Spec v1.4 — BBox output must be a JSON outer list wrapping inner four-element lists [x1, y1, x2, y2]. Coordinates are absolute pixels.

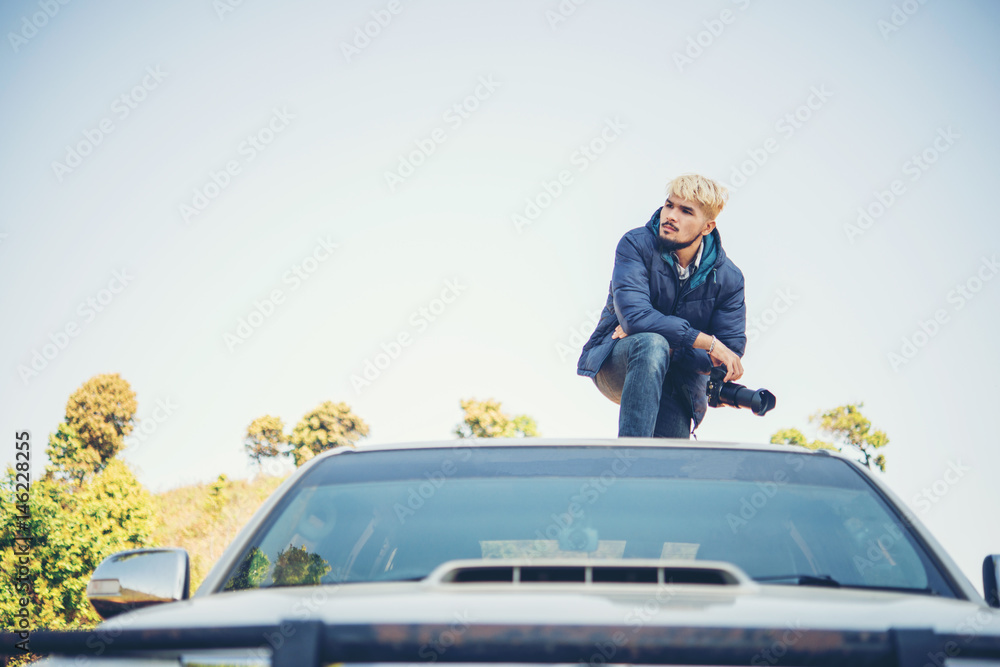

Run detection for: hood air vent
[[427, 559, 752, 587]]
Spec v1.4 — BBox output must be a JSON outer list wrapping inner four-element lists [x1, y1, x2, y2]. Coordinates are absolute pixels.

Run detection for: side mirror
[[87, 548, 190, 619], [984, 555, 1000, 608]]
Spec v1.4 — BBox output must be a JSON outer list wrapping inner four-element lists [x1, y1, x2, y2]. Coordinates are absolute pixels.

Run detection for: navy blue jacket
[[577, 208, 747, 428]]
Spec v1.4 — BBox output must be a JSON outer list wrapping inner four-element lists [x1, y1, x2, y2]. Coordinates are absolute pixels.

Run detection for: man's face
[[658, 194, 715, 251]]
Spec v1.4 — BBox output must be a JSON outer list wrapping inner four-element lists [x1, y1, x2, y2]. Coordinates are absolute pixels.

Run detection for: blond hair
[[666, 174, 729, 220]]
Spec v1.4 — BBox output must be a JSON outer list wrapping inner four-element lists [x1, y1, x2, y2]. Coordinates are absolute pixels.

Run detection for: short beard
[[657, 232, 700, 253]]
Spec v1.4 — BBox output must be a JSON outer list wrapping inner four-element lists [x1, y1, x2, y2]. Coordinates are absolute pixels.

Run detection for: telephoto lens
[[707, 366, 776, 416]]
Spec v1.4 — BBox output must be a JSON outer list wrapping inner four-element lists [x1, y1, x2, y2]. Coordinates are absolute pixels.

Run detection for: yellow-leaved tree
[[454, 398, 539, 439], [771, 403, 889, 472], [288, 401, 370, 466]]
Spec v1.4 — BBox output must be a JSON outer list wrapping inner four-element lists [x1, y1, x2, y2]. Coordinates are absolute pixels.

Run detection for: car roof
[[318, 437, 845, 460]]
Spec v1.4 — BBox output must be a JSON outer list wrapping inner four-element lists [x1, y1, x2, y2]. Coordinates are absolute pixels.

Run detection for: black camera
[[706, 365, 776, 416]]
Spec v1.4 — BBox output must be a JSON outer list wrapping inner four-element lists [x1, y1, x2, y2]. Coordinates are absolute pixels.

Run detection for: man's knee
[[624, 332, 671, 371]]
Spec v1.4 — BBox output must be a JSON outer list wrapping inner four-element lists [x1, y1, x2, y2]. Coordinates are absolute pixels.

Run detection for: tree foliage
[[203, 474, 231, 519], [45, 422, 99, 486], [769, 427, 836, 452], [813, 403, 889, 472], [771, 403, 889, 472], [288, 402, 369, 467], [244, 415, 287, 469], [47, 373, 138, 484], [223, 547, 271, 591], [1, 373, 153, 630], [63, 373, 137, 471], [272, 545, 331, 586], [454, 398, 540, 439], [0, 459, 154, 629]]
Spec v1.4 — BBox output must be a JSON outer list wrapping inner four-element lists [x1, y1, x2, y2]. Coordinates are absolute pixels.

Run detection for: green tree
[[244, 415, 287, 470], [771, 403, 889, 472], [223, 547, 271, 591], [0, 459, 154, 629], [45, 422, 99, 485], [288, 402, 369, 467], [203, 474, 230, 519], [48, 373, 138, 482], [271, 545, 331, 586], [2, 373, 154, 630], [454, 398, 539, 438]]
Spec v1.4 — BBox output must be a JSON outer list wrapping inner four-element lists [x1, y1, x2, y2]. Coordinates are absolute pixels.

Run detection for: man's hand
[[709, 339, 743, 382], [693, 331, 743, 382], [614, 326, 743, 380]]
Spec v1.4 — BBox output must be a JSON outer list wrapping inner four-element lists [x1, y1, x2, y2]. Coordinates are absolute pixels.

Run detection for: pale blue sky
[[2, 0, 999, 589]]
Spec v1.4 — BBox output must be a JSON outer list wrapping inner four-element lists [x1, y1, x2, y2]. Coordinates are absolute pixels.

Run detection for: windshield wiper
[[755, 575, 941, 596], [755, 574, 841, 587]]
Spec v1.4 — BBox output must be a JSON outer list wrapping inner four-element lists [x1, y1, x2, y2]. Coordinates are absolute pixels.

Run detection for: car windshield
[[219, 446, 956, 597]]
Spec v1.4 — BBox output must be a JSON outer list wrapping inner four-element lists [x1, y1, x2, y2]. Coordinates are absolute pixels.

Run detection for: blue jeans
[[594, 332, 693, 439]]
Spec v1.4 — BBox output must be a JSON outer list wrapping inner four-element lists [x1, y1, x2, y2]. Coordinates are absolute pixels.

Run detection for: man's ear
[[702, 219, 717, 236]]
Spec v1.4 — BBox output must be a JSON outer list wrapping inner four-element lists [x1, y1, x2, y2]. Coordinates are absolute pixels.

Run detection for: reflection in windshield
[[218, 447, 954, 598], [272, 545, 332, 586], [224, 547, 270, 591]]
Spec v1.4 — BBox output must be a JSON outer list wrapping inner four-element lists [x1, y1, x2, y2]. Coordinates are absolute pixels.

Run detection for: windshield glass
[[219, 446, 955, 596]]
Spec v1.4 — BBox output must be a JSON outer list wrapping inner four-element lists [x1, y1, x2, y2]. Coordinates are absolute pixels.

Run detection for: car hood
[[106, 582, 1000, 636]]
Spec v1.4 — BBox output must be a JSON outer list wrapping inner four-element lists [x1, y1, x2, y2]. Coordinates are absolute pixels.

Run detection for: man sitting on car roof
[[577, 173, 747, 438]]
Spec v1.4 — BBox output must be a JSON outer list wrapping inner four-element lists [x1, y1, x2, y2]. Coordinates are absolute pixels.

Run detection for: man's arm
[[611, 234, 699, 349], [674, 284, 746, 381], [707, 281, 747, 356]]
